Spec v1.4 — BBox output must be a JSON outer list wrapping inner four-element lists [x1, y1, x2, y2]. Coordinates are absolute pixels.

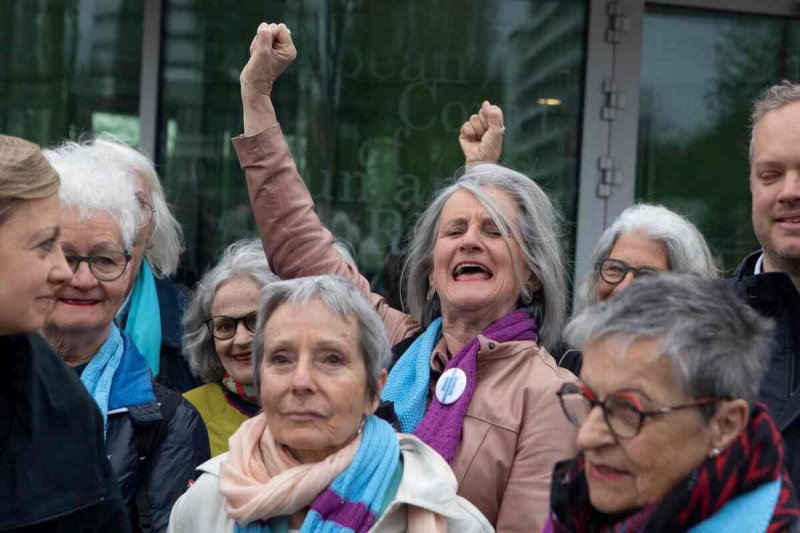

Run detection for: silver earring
[[708, 447, 720, 458], [426, 284, 436, 301], [521, 286, 533, 305]]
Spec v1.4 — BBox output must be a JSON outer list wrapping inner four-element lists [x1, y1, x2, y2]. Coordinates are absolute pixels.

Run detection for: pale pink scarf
[[219, 413, 360, 525], [218, 414, 447, 532]]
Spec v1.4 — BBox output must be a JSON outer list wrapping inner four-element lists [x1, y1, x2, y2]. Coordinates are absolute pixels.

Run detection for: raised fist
[[240, 22, 297, 97], [459, 101, 505, 168]]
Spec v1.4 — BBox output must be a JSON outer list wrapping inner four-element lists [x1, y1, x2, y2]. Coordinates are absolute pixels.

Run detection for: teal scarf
[[80, 323, 125, 438], [122, 260, 162, 377]]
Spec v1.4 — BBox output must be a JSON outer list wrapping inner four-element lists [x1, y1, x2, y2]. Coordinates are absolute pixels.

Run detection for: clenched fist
[[459, 101, 505, 169], [240, 22, 297, 97]]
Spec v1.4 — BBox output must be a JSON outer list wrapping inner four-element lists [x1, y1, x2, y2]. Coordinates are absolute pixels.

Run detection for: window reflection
[[0, 0, 143, 146], [637, 6, 800, 271], [159, 0, 588, 298]]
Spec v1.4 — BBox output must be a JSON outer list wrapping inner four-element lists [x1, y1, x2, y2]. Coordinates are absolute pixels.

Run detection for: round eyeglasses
[[138, 200, 156, 229], [597, 258, 659, 285], [556, 382, 717, 440], [205, 311, 259, 340], [64, 251, 131, 282]]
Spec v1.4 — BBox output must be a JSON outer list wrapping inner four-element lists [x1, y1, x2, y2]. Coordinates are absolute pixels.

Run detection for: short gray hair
[[750, 81, 800, 160], [183, 238, 278, 383], [401, 163, 566, 351], [565, 274, 774, 409], [576, 203, 720, 312], [45, 141, 141, 251], [92, 137, 184, 276], [253, 275, 392, 401]]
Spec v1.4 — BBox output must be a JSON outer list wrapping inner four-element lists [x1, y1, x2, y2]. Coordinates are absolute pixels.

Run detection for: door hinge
[[601, 79, 627, 121], [605, 1, 630, 44], [596, 156, 622, 198]]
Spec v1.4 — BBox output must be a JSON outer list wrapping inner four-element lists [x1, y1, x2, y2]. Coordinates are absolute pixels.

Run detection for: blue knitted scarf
[[79, 323, 125, 438], [380, 317, 443, 432], [235, 416, 400, 533]]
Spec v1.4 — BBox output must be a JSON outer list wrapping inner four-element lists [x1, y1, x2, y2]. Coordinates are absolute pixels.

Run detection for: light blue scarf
[[80, 323, 125, 438], [122, 260, 162, 377], [380, 317, 443, 432], [235, 416, 401, 533]]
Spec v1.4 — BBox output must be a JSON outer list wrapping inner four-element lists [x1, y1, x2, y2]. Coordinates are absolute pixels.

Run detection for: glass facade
[[14, 1, 795, 294], [0, 0, 143, 146], [637, 5, 800, 271], [158, 0, 588, 297]]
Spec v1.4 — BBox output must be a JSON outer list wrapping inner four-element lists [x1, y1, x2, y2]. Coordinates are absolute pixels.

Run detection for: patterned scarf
[[548, 403, 800, 532], [220, 415, 402, 533], [79, 323, 125, 439], [223, 373, 259, 405], [382, 309, 537, 463]]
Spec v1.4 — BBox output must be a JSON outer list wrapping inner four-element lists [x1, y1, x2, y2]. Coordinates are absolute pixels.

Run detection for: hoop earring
[[426, 284, 436, 301], [521, 286, 533, 305]]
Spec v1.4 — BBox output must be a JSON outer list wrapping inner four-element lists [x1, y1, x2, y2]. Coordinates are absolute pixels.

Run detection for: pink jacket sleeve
[[231, 125, 420, 346], [496, 376, 578, 532]]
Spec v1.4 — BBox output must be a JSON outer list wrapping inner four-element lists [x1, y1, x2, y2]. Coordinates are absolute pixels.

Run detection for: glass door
[[636, 4, 800, 271]]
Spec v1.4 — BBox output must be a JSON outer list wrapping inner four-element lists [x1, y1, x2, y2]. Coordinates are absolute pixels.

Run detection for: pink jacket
[[232, 124, 578, 532]]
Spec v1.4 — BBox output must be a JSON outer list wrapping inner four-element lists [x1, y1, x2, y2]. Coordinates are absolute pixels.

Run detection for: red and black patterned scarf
[[549, 402, 800, 532]]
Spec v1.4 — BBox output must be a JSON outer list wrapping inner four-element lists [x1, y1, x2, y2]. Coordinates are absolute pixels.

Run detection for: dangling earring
[[426, 283, 436, 301], [708, 447, 720, 458], [521, 285, 533, 305]]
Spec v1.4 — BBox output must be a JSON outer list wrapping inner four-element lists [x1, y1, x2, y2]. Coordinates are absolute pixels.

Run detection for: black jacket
[[98, 330, 209, 533], [726, 250, 800, 485], [0, 333, 129, 532]]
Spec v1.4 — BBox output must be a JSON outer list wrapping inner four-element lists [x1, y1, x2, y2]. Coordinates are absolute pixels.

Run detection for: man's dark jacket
[[0, 333, 129, 532], [727, 250, 800, 485]]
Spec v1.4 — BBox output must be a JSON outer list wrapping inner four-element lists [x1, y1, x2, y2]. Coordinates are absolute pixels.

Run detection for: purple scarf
[[413, 309, 538, 463]]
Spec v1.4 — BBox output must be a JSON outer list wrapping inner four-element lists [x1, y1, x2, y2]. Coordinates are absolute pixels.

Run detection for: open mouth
[[59, 299, 100, 306], [775, 215, 800, 227], [452, 262, 494, 281], [231, 352, 252, 363]]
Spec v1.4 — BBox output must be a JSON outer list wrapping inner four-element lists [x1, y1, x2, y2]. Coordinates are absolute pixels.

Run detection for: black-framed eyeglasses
[[64, 251, 131, 282], [556, 382, 717, 440], [205, 311, 258, 340], [138, 200, 156, 229], [597, 258, 660, 285]]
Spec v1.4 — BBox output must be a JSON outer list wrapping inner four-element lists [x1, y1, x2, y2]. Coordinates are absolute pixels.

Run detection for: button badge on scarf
[[436, 368, 468, 405]]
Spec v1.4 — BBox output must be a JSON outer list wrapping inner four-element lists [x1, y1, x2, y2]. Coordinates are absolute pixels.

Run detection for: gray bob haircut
[[750, 81, 800, 161], [91, 137, 184, 276], [253, 275, 392, 401], [575, 203, 720, 313], [45, 141, 141, 251], [182, 238, 278, 383], [565, 274, 774, 408], [401, 163, 566, 351]]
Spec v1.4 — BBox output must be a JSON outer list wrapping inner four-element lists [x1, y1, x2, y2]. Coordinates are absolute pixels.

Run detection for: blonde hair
[[0, 135, 60, 222]]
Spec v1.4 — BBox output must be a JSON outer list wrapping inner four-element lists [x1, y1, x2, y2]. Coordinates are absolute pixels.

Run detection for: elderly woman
[[232, 23, 577, 531], [183, 238, 277, 456], [46, 138, 194, 390], [560, 203, 719, 374], [0, 136, 129, 531], [41, 144, 210, 533], [545, 274, 800, 532], [169, 275, 493, 532]]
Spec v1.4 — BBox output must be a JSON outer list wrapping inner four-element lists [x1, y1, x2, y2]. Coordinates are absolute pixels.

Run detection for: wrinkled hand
[[459, 101, 505, 168], [240, 22, 297, 96]]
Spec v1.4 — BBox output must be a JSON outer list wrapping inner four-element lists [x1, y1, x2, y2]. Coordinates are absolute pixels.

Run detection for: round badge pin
[[435, 368, 468, 405]]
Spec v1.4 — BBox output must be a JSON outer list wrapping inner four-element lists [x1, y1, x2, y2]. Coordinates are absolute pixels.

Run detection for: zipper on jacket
[[791, 305, 799, 395]]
